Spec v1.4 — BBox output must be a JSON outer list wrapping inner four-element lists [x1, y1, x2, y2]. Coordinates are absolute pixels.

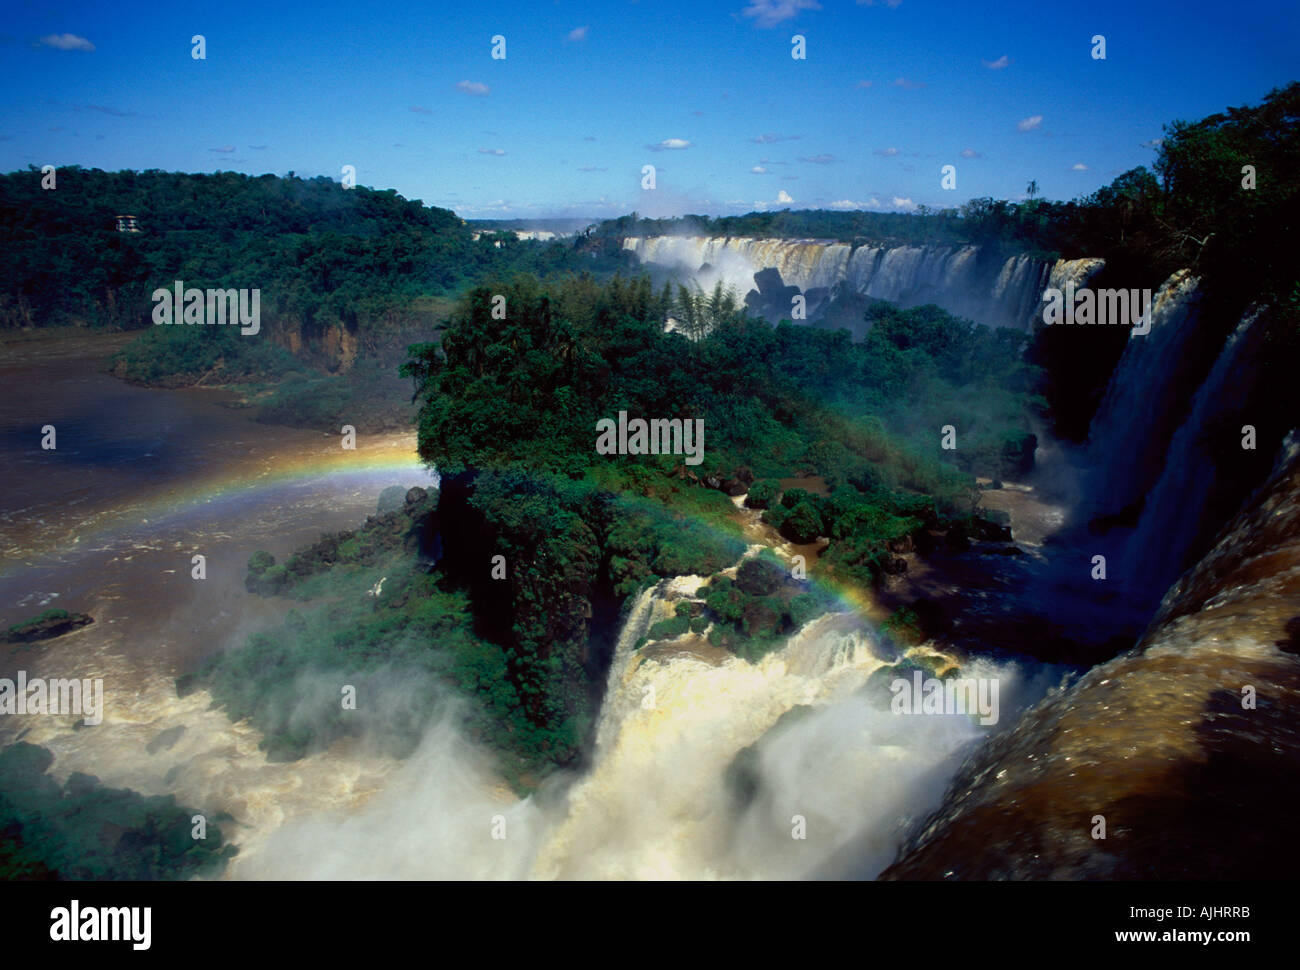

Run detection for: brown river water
[[0, 332, 437, 872]]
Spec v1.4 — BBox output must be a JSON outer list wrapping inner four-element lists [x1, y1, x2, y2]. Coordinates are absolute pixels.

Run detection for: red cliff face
[[881, 435, 1300, 880]]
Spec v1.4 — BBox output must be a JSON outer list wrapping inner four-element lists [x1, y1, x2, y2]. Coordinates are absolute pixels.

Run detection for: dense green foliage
[[0, 742, 235, 880], [403, 274, 1037, 497], [201, 473, 744, 779], [0, 168, 630, 333], [201, 490, 549, 772], [690, 553, 836, 662], [373, 271, 1034, 770], [1, 168, 634, 431], [430, 468, 745, 767]]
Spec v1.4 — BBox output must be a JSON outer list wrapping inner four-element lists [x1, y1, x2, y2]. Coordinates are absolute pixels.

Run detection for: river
[[0, 332, 436, 871]]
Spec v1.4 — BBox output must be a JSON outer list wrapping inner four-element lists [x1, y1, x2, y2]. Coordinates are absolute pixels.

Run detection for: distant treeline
[[0, 168, 634, 333]]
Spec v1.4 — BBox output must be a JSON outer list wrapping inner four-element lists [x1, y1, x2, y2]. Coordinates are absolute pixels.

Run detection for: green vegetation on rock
[[0, 742, 235, 880]]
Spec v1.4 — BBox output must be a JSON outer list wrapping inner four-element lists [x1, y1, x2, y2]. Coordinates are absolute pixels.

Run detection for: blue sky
[[1, 0, 1295, 220]]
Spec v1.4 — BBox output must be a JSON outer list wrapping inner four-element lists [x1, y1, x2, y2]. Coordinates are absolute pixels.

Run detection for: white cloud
[[455, 81, 490, 96], [1017, 114, 1043, 132], [1141, 138, 1163, 149], [892, 196, 916, 210], [776, 189, 795, 204], [751, 165, 768, 174], [566, 26, 589, 42], [649, 138, 691, 151], [960, 148, 983, 159], [478, 148, 506, 156], [874, 146, 900, 157], [982, 54, 1009, 69], [741, 0, 822, 28], [1071, 162, 1089, 171], [39, 33, 94, 51]]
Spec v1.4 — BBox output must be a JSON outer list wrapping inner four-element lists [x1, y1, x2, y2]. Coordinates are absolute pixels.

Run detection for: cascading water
[[527, 567, 1054, 879], [622, 236, 1088, 331], [234, 561, 1049, 879], [1083, 270, 1206, 519], [1120, 304, 1272, 599]]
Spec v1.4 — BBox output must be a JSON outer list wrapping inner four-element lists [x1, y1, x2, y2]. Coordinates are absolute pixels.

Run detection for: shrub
[[780, 501, 824, 543], [745, 479, 779, 509]]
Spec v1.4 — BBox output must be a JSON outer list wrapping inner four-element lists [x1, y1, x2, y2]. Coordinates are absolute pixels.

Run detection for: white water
[[622, 236, 1102, 331], [235, 571, 1046, 879]]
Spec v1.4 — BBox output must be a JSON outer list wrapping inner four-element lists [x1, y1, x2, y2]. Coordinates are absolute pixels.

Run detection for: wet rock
[[377, 485, 407, 514], [146, 725, 187, 756], [735, 556, 784, 597], [3, 609, 94, 644], [888, 534, 915, 554], [973, 510, 1012, 542]]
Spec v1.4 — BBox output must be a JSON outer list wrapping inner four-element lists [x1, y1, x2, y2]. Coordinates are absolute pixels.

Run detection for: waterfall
[[1120, 304, 1271, 598], [240, 565, 1043, 879], [1083, 270, 1205, 518], [622, 235, 1086, 331], [527, 568, 1040, 879]]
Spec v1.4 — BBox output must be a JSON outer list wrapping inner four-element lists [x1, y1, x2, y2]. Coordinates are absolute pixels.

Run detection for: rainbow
[[2, 435, 436, 576], [7, 437, 882, 636]]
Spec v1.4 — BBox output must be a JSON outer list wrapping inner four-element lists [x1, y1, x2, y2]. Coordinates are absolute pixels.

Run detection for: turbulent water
[[244, 573, 1051, 879], [622, 236, 1103, 331]]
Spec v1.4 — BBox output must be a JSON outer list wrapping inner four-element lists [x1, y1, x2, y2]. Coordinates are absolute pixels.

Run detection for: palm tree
[[1026, 179, 1039, 200]]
